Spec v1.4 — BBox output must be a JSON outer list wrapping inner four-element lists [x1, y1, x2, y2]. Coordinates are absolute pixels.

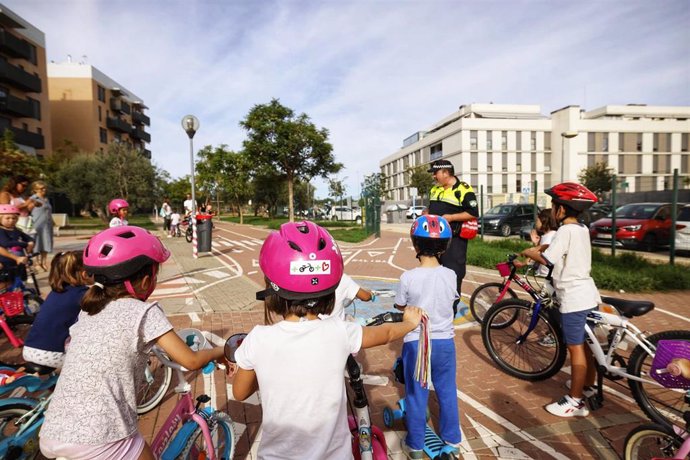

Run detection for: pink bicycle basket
[[496, 262, 511, 277], [650, 340, 690, 389], [0, 291, 25, 317]]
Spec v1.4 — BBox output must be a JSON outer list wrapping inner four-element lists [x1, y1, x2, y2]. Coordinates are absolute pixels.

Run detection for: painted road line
[[466, 414, 532, 458], [655, 307, 690, 323], [248, 270, 257, 275], [188, 312, 201, 323], [221, 240, 232, 246], [152, 286, 190, 296], [205, 270, 230, 279], [343, 249, 362, 265], [242, 240, 260, 246], [348, 237, 380, 248], [458, 390, 570, 460], [210, 247, 243, 276], [223, 239, 254, 250]]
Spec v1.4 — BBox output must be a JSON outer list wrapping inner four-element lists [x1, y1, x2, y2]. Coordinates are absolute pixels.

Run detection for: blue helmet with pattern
[[410, 215, 452, 256]]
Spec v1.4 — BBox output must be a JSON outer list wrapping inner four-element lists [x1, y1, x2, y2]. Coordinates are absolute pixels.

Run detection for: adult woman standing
[[0, 175, 41, 233], [30, 180, 53, 271]]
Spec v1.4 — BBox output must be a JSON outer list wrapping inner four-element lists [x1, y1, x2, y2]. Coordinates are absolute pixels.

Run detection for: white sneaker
[[565, 379, 597, 398], [545, 395, 589, 417], [537, 334, 557, 347]]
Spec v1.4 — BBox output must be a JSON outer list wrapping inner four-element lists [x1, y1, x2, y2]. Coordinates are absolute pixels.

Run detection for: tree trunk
[[287, 173, 295, 222]]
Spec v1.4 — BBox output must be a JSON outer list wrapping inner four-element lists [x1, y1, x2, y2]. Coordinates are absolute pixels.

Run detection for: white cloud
[[8, 0, 689, 198]]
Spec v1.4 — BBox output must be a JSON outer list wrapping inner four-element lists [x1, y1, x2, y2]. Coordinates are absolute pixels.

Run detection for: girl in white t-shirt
[[530, 208, 558, 277], [108, 198, 130, 227], [520, 183, 600, 419], [232, 221, 422, 459], [40, 226, 228, 460]]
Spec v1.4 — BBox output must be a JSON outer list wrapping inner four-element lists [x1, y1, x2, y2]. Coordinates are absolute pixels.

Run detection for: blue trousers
[[402, 338, 461, 450]]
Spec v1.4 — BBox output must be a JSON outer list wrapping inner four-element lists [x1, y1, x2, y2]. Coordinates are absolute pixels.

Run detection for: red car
[[589, 203, 683, 251]]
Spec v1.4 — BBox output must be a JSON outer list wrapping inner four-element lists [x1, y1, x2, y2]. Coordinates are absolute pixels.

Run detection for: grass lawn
[[65, 215, 157, 230]]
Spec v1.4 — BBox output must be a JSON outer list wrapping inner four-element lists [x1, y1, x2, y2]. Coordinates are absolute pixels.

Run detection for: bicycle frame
[[0, 314, 23, 347], [671, 424, 690, 459]]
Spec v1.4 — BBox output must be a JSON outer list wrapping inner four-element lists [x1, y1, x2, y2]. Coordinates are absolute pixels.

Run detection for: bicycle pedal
[[585, 395, 602, 411]]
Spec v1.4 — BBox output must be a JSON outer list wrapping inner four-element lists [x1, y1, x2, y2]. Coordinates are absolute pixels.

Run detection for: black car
[[520, 203, 613, 240], [479, 203, 539, 237]]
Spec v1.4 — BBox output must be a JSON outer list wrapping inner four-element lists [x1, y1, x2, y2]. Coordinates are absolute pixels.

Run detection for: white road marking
[[655, 307, 690, 323], [205, 270, 230, 279], [188, 312, 201, 323], [367, 251, 385, 257], [344, 249, 362, 265], [247, 270, 257, 275], [252, 259, 259, 267], [184, 276, 205, 284], [152, 286, 190, 295], [242, 240, 260, 246], [221, 241, 232, 247]]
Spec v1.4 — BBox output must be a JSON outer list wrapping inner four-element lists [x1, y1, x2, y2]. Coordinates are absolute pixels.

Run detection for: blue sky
[[10, 0, 690, 198]]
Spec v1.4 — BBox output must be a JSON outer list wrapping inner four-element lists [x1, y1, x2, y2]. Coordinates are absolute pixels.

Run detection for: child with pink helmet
[[231, 220, 423, 459], [108, 198, 129, 227], [40, 225, 229, 459]]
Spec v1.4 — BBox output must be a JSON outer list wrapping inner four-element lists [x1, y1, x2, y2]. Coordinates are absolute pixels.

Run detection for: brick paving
[[3, 220, 689, 459]]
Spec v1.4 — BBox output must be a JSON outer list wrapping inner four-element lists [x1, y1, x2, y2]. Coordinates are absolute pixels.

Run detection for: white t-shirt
[[41, 299, 173, 444], [536, 230, 557, 276], [542, 223, 601, 313], [234, 317, 362, 460], [162, 202, 172, 217], [170, 213, 181, 226], [326, 273, 362, 320], [183, 199, 196, 214], [395, 265, 456, 342], [109, 217, 128, 227]]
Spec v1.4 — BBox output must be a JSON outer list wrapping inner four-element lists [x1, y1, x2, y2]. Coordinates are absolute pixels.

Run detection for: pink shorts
[[40, 432, 145, 459]]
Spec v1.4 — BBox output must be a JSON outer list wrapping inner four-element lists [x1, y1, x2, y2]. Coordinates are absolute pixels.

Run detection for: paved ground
[[4, 220, 689, 459]]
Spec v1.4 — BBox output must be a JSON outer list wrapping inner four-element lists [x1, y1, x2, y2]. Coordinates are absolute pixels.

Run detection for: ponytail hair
[[81, 262, 154, 316], [49, 251, 85, 292]]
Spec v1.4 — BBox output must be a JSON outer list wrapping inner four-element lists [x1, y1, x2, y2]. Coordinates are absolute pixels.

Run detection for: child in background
[[108, 198, 129, 227], [232, 221, 422, 459], [323, 272, 374, 320], [169, 209, 181, 237], [40, 226, 228, 459], [530, 208, 558, 277], [520, 183, 600, 417], [23, 251, 90, 369], [394, 215, 461, 459], [0, 204, 34, 292]]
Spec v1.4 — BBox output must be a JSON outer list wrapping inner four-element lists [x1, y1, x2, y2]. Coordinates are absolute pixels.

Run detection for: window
[[588, 155, 595, 168], [683, 133, 689, 152], [37, 127, 42, 135], [430, 143, 443, 161], [501, 131, 507, 150], [619, 133, 625, 152], [637, 133, 642, 152], [682, 154, 689, 174], [516, 153, 522, 171], [544, 152, 551, 172], [27, 43, 37, 65], [502, 152, 507, 171], [99, 127, 107, 144], [531, 152, 536, 170], [26, 97, 40, 120], [470, 131, 477, 150], [471, 152, 478, 171], [98, 105, 102, 122], [471, 174, 478, 188], [652, 154, 659, 173], [588, 133, 595, 152], [530, 131, 536, 151], [516, 132, 522, 151], [97, 85, 106, 102], [487, 152, 493, 171], [637, 155, 643, 174], [486, 131, 493, 151], [602, 134, 609, 152], [653, 133, 659, 152], [544, 132, 551, 151], [487, 185, 493, 194]]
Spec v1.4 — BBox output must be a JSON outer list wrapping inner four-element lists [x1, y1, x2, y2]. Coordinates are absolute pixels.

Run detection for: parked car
[[520, 203, 613, 240], [328, 206, 362, 223], [675, 205, 690, 252], [406, 205, 426, 219], [479, 203, 539, 237], [589, 202, 684, 251]]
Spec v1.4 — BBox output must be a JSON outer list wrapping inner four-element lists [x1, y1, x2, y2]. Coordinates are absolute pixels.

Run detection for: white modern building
[[380, 103, 690, 205]]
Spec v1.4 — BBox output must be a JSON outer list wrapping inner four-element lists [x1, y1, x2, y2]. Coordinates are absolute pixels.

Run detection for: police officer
[[427, 159, 479, 296]]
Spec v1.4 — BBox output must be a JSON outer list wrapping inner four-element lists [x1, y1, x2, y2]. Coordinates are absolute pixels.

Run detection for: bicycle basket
[[650, 340, 690, 389], [496, 262, 511, 277], [177, 328, 209, 351], [0, 291, 25, 317]]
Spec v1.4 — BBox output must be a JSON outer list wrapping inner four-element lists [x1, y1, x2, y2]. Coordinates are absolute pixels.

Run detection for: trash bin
[[196, 214, 213, 252]]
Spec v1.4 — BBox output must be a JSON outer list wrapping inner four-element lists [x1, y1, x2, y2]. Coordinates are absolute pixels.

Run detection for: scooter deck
[[424, 423, 446, 458]]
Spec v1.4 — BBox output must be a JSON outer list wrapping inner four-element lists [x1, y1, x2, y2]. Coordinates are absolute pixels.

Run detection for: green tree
[[240, 98, 342, 222], [196, 145, 253, 223], [252, 171, 286, 217], [408, 165, 435, 206], [0, 129, 42, 180], [328, 177, 346, 216], [578, 162, 614, 199]]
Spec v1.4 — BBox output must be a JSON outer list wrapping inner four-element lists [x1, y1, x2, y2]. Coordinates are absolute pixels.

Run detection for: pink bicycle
[[149, 328, 235, 459]]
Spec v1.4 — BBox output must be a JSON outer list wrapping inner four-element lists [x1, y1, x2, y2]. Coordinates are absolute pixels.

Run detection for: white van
[[328, 206, 362, 223]]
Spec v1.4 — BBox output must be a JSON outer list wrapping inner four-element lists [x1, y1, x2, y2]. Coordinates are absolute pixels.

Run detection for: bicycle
[[0, 259, 43, 317], [623, 340, 690, 459], [480, 254, 690, 428], [469, 254, 545, 324]]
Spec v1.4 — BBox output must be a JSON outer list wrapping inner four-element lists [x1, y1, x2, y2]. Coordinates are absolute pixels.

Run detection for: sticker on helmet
[[311, 278, 319, 285], [309, 252, 316, 260], [270, 281, 280, 291], [290, 260, 331, 275]]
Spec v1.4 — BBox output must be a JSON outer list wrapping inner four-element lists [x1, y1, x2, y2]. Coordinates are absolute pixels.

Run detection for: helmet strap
[[124, 264, 158, 301]]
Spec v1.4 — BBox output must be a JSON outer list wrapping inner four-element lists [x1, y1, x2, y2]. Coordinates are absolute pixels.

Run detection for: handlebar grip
[[364, 311, 404, 326]]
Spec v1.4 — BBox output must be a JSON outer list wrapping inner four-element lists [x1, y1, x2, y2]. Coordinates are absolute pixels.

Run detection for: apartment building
[[380, 103, 690, 205], [48, 62, 151, 158], [0, 3, 51, 156]]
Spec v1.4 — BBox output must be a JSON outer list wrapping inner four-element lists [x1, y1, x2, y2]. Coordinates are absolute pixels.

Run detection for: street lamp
[[560, 131, 578, 182], [181, 114, 200, 259]]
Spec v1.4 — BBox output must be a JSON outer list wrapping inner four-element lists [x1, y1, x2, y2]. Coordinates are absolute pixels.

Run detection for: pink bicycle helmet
[[83, 226, 170, 282], [257, 221, 343, 301], [0, 204, 20, 215], [108, 198, 129, 215]]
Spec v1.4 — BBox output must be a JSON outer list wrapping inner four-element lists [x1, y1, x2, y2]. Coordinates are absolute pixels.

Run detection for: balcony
[[0, 93, 33, 118], [131, 127, 151, 143], [109, 98, 131, 115], [140, 149, 151, 159], [0, 30, 31, 60], [0, 58, 41, 93], [10, 126, 44, 149], [106, 116, 132, 133], [132, 111, 150, 126]]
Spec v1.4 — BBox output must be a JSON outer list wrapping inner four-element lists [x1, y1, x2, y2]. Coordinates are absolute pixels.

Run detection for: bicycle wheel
[[628, 329, 690, 428], [185, 227, 193, 243], [0, 401, 39, 459], [469, 282, 517, 324], [482, 299, 566, 381], [623, 423, 682, 460], [177, 411, 235, 460], [136, 351, 173, 414], [23, 293, 43, 316]]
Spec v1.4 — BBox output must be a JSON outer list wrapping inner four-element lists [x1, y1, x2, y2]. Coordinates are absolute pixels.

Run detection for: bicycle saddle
[[601, 296, 654, 318]]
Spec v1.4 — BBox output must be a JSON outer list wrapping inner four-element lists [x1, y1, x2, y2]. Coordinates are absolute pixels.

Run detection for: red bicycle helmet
[[257, 221, 343, 301], [545, 182, 597, 211], [108, 198, 129, 215], [84, 226, 170, 283]]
